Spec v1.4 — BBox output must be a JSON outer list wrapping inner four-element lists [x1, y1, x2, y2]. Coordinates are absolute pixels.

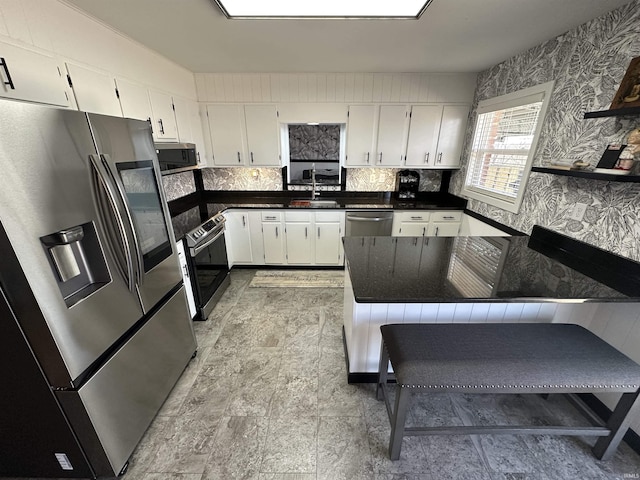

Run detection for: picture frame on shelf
[[610, 56, 640, 110], [596, 144, 627, 169]]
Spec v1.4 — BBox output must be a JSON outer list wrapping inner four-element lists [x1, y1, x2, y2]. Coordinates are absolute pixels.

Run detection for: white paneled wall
[[343, 272, 562, 373], [195, 72, 477, 104]]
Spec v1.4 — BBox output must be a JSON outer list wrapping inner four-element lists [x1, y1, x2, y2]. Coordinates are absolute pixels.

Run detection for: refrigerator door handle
[[89, 154, 136, 292], [99, 154, 145, 286]]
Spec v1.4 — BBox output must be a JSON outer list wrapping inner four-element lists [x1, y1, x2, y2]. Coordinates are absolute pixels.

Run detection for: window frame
[[461, 81, 555, 214]]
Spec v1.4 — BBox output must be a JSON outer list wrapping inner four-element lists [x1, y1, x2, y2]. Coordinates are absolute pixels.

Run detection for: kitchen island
[[343, 226, 640, 380]]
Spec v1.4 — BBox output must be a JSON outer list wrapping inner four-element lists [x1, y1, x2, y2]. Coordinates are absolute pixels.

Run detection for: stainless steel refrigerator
[[0, 100, 197, 478]]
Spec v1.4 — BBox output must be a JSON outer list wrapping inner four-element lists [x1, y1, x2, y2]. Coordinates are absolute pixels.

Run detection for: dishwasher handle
[[346, 215, 391, 222]]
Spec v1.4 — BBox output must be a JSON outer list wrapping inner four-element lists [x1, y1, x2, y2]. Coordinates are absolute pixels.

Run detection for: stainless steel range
[[184, 212, 230, 320]]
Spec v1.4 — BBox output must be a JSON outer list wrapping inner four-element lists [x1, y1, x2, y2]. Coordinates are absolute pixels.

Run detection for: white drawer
[[394, 211, 431, 222], [261, 211, 282, 222], [315, 211, 343, 222], [285, 211, 312, 222], [431, 211, 462, 222]]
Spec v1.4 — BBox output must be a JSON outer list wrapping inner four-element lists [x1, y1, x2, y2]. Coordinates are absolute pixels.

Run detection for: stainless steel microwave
[[155, 143, 198, 174]]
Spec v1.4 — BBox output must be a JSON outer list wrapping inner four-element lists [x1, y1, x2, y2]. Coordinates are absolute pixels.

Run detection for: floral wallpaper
[[450, 0, 640, 261], [201, 167, 283, 191], [346, 168, 442, 192], [161, 171, 196, 202], [288, 125, 340, 160]]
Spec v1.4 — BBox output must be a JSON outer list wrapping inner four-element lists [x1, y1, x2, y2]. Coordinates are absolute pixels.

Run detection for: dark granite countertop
[[343, 229, 640, 303], [168, 191, 467, 240]]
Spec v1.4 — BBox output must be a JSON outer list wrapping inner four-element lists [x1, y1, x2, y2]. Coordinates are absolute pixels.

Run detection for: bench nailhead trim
[[399, 384, 640, 389]]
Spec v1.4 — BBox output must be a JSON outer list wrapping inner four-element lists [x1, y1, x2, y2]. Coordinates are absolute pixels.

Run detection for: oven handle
[[190, 228, 225, 256]]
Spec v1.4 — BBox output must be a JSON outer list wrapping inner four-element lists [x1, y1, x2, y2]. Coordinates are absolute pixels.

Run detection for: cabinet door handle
[[410, 216, 423, 220], [318, 227, 320, 238], [366, 152, 370, 164], [425, 152, 429, 164], [275, 226, 278, 238], [438, 152, 443, 164], [305, 227, 308, 238], [0, 57, 15, 90], [379, 153, 383, 163], [443, 216, 454, 220], [158, 118, 165, 134], [422, 227, 426, 236], [250, 152, 254, 163], [435, 226, 439, 236], [237, 152, 241, 163], [242, 215, 246, 227]]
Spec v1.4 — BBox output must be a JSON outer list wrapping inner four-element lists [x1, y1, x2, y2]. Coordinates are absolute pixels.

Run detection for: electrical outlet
[[569, 203, 587, 221], [378, 173, 386, 182], [369, 173, 377, 182]]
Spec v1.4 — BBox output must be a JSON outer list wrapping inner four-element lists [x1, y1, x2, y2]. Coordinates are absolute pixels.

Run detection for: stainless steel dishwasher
[[345, 211, 394, 236]]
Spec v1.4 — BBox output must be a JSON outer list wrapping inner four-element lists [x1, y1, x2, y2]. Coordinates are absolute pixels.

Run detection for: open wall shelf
[[532, 166, 640, 182], [583, 107, 640, 118]]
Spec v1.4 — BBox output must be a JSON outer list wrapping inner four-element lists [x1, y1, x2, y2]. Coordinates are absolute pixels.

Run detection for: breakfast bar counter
[[342, 226, 640, 379]]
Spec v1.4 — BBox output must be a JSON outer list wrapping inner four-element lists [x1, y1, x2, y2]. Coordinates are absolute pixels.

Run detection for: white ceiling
[[62, 0, 631, 74]]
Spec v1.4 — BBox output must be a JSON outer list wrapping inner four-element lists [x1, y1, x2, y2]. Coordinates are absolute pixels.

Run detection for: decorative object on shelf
[[610, 56, 640, 110], [595, 144, 628, 170], [571, 160, 591, 171], [627, 128, 640, 157]]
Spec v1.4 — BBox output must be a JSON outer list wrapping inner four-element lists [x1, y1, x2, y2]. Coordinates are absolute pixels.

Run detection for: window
[[462, 81, 554, 213]]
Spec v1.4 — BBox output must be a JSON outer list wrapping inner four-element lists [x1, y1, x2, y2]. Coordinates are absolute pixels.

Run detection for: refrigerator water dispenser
[[41, 222, 110, 307]]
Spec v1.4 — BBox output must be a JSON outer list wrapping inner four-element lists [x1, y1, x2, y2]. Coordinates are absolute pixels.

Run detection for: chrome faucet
[[311, 163, 318, 200]]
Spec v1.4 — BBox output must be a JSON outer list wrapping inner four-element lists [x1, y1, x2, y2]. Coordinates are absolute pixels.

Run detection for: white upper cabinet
[[345, 104, 408, 167], [435, 105, 469, 168], [206, 104, 280, 167], [406, 105, 469, 168], [172, 96, 192, 143], [345, 105, 377, 167], [66, 63, 122, 116], [206, 104, 246, 166], [0, 42, 69, 107], [115, 78, 152, 122], [405, 105, 442, 167], [376, 105, 409, 167], [244, 104, 280, 167], [148, 89, 179, 142]]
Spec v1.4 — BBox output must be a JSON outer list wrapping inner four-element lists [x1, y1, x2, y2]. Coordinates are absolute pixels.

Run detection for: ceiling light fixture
[[213, 0, 434, 19]]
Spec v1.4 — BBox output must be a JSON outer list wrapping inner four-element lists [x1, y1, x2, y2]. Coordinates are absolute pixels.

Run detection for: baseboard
[[342, 328, 640, 455]]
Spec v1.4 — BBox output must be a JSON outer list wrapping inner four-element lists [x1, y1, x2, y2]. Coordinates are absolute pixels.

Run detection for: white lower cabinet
[[284, 211, 313, 265], [225, 211, 254, 266], [392, 211, 430, 236], [315, 211, 344, 265], [428, 211, 462, 237], [393, 210, 462, 237], [262, 211, 286, 264], [225, 209, 344, 266]]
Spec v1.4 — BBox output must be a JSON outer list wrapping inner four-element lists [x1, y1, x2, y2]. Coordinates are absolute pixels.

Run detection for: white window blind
[[462, 81, 554, 214], [447, 236, 507, 298]]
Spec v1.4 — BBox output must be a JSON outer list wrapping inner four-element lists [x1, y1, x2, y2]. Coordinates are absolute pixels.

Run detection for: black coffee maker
[[396, 170, 420, 199]]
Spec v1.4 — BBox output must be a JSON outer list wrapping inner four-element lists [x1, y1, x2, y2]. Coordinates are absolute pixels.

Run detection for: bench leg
[[389, 385, 410, 460], [593, 389, 640, 460], [377, 341, 390, 401]]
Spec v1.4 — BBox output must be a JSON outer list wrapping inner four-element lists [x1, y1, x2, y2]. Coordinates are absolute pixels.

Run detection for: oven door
[[190, 228, 230, 319]]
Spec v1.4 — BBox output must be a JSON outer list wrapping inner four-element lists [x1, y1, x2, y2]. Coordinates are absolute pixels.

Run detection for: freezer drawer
[[57, 285, 197, 476]]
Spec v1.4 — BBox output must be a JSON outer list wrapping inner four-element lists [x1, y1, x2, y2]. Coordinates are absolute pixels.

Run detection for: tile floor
[[15, 269, 640, 479]]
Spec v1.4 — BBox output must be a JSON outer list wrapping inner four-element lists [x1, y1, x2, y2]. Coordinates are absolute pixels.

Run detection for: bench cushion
[[380, 323, 640, 394]]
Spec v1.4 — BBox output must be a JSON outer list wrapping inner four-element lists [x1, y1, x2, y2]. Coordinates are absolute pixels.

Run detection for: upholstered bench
[[376, 323, 640, 461]]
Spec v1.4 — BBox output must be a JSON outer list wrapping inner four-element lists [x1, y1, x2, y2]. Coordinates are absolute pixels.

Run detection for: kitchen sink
[[289, 199, 339, 208]]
